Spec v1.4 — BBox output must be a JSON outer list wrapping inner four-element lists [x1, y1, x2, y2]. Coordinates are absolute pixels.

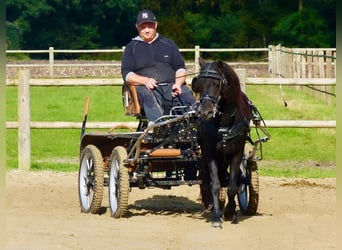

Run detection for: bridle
[[195, 63, 228, 103], [193, 62, 230, 118]]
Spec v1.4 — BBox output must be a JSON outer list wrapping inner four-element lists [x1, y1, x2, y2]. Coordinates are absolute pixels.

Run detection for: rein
[[156, 71, 200, 85]]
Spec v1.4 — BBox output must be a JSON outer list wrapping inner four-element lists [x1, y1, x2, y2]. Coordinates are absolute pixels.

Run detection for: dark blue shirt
[[121, 34, 186, 83]]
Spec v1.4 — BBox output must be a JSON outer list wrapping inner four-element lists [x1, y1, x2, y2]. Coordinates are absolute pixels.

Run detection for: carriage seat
[[122, 82, 192, 121], [122, 83, 142, 116], [122, 83, 150, 131]]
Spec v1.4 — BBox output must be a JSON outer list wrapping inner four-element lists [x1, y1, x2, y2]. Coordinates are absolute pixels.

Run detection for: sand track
[[6, 170, 336, 250]]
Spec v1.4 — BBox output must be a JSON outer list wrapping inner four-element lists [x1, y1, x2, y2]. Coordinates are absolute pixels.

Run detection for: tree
[[6, 21, 20, 49], [6, 0, 138, 50], [6, 0, 335, 53], [273, 8, 332, 47]]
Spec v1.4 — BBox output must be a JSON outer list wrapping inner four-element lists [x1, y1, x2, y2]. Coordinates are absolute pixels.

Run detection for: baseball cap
[[136, 9, 157, 25]]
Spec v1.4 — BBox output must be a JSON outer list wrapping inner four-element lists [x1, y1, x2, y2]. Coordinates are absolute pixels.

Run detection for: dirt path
[[6, 170, 336, 250]]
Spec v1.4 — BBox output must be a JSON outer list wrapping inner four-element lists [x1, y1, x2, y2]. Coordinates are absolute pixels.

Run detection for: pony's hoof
[[231, 212, 238, 224], [211, 221, 222, 228], [211, 210, 222, 228], [223, 205, 236, 221], [223, 210, 238, 224]]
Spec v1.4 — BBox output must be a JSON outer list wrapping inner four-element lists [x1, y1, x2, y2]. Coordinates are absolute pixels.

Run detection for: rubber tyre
[[78, 145, 104, 214], [108, 146, 130, 218], [237, 146, 259, 215]]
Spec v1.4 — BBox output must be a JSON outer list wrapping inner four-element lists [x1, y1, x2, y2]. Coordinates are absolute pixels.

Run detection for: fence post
[[334, 51, 336, 78], [235, 68, 246, 93], [49, 46, 54, 78], [268, 45, 274, 77], [18, 70, 31, 170], [194, 45, 200, 73]]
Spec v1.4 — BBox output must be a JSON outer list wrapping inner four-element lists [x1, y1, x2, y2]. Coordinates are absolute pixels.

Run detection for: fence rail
[[5, 120, 336, 129], [5, 77, 337, 86], [7, 70, 336, 130], [6, 46, 269, 78], [7, 46, 335, 78]]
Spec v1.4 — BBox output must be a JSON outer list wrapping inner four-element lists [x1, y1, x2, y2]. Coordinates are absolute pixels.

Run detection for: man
[[121, 9, 195, 122]]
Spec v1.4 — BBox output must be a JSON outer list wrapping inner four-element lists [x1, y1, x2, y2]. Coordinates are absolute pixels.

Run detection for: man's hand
[[172, 83, 182, 97], [144, 77, 158, 90]]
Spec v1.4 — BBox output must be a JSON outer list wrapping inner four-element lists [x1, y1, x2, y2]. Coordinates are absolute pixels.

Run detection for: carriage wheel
[[108, 146, 130, 218], [78, 145, 104, 214], [237, 145, 259, 215]]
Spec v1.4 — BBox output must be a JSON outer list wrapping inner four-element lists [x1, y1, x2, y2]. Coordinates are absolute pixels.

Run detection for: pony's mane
[[217, 61, 252, 120]]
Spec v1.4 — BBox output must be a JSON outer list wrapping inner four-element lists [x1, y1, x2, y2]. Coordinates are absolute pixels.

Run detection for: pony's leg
[[199, 161, 212, 210], [199, 121, 222, 227], [208, 159, 222, 228], [223, 156, 241, 221]]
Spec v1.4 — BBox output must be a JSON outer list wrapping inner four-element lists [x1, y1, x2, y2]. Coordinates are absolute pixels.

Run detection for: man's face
[[136, 22, 158, 43]]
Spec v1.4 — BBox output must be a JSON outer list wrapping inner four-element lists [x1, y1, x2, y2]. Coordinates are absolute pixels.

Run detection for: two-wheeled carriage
[[78, 83, 270, 219]]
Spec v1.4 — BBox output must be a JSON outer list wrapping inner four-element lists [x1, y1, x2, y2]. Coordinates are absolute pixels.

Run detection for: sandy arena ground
[[6, 170, 336, 250]]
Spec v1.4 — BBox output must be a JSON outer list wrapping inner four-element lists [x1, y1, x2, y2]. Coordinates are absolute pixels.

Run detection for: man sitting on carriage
[[121, 9, 195, 122]]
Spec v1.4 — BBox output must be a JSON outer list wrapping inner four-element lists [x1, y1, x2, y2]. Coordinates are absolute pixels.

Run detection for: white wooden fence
[[7, 69, 335, 130], [7, 45, 336, 78], [6, 46, 336, 170], [268, 44, 336, 104], [6, 46, 269, 78], [6, 44, 336, 130], [9, 69, 335, 170]]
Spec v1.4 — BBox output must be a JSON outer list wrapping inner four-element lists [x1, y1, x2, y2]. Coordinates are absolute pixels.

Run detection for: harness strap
[[199, 94, 218, 103], [199, 69, 222, 80], [218, 119, 250, 141]]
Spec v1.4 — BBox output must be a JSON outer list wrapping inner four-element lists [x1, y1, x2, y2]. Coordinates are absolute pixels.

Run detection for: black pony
[[192, 58, 253, 228]]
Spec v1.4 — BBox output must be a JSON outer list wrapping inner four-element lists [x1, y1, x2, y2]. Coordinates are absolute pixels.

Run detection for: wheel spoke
[[86, 157, 92, 172]]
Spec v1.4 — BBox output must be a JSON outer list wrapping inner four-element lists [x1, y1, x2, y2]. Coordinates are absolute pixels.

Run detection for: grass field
[[6, 84, 336, 177]]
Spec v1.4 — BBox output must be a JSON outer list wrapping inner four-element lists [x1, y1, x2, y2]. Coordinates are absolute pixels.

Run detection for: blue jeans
[[135, 84, 195, 121]]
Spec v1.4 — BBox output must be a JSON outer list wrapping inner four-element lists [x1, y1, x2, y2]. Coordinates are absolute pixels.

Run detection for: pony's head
[[192, 58, 247, 120]]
